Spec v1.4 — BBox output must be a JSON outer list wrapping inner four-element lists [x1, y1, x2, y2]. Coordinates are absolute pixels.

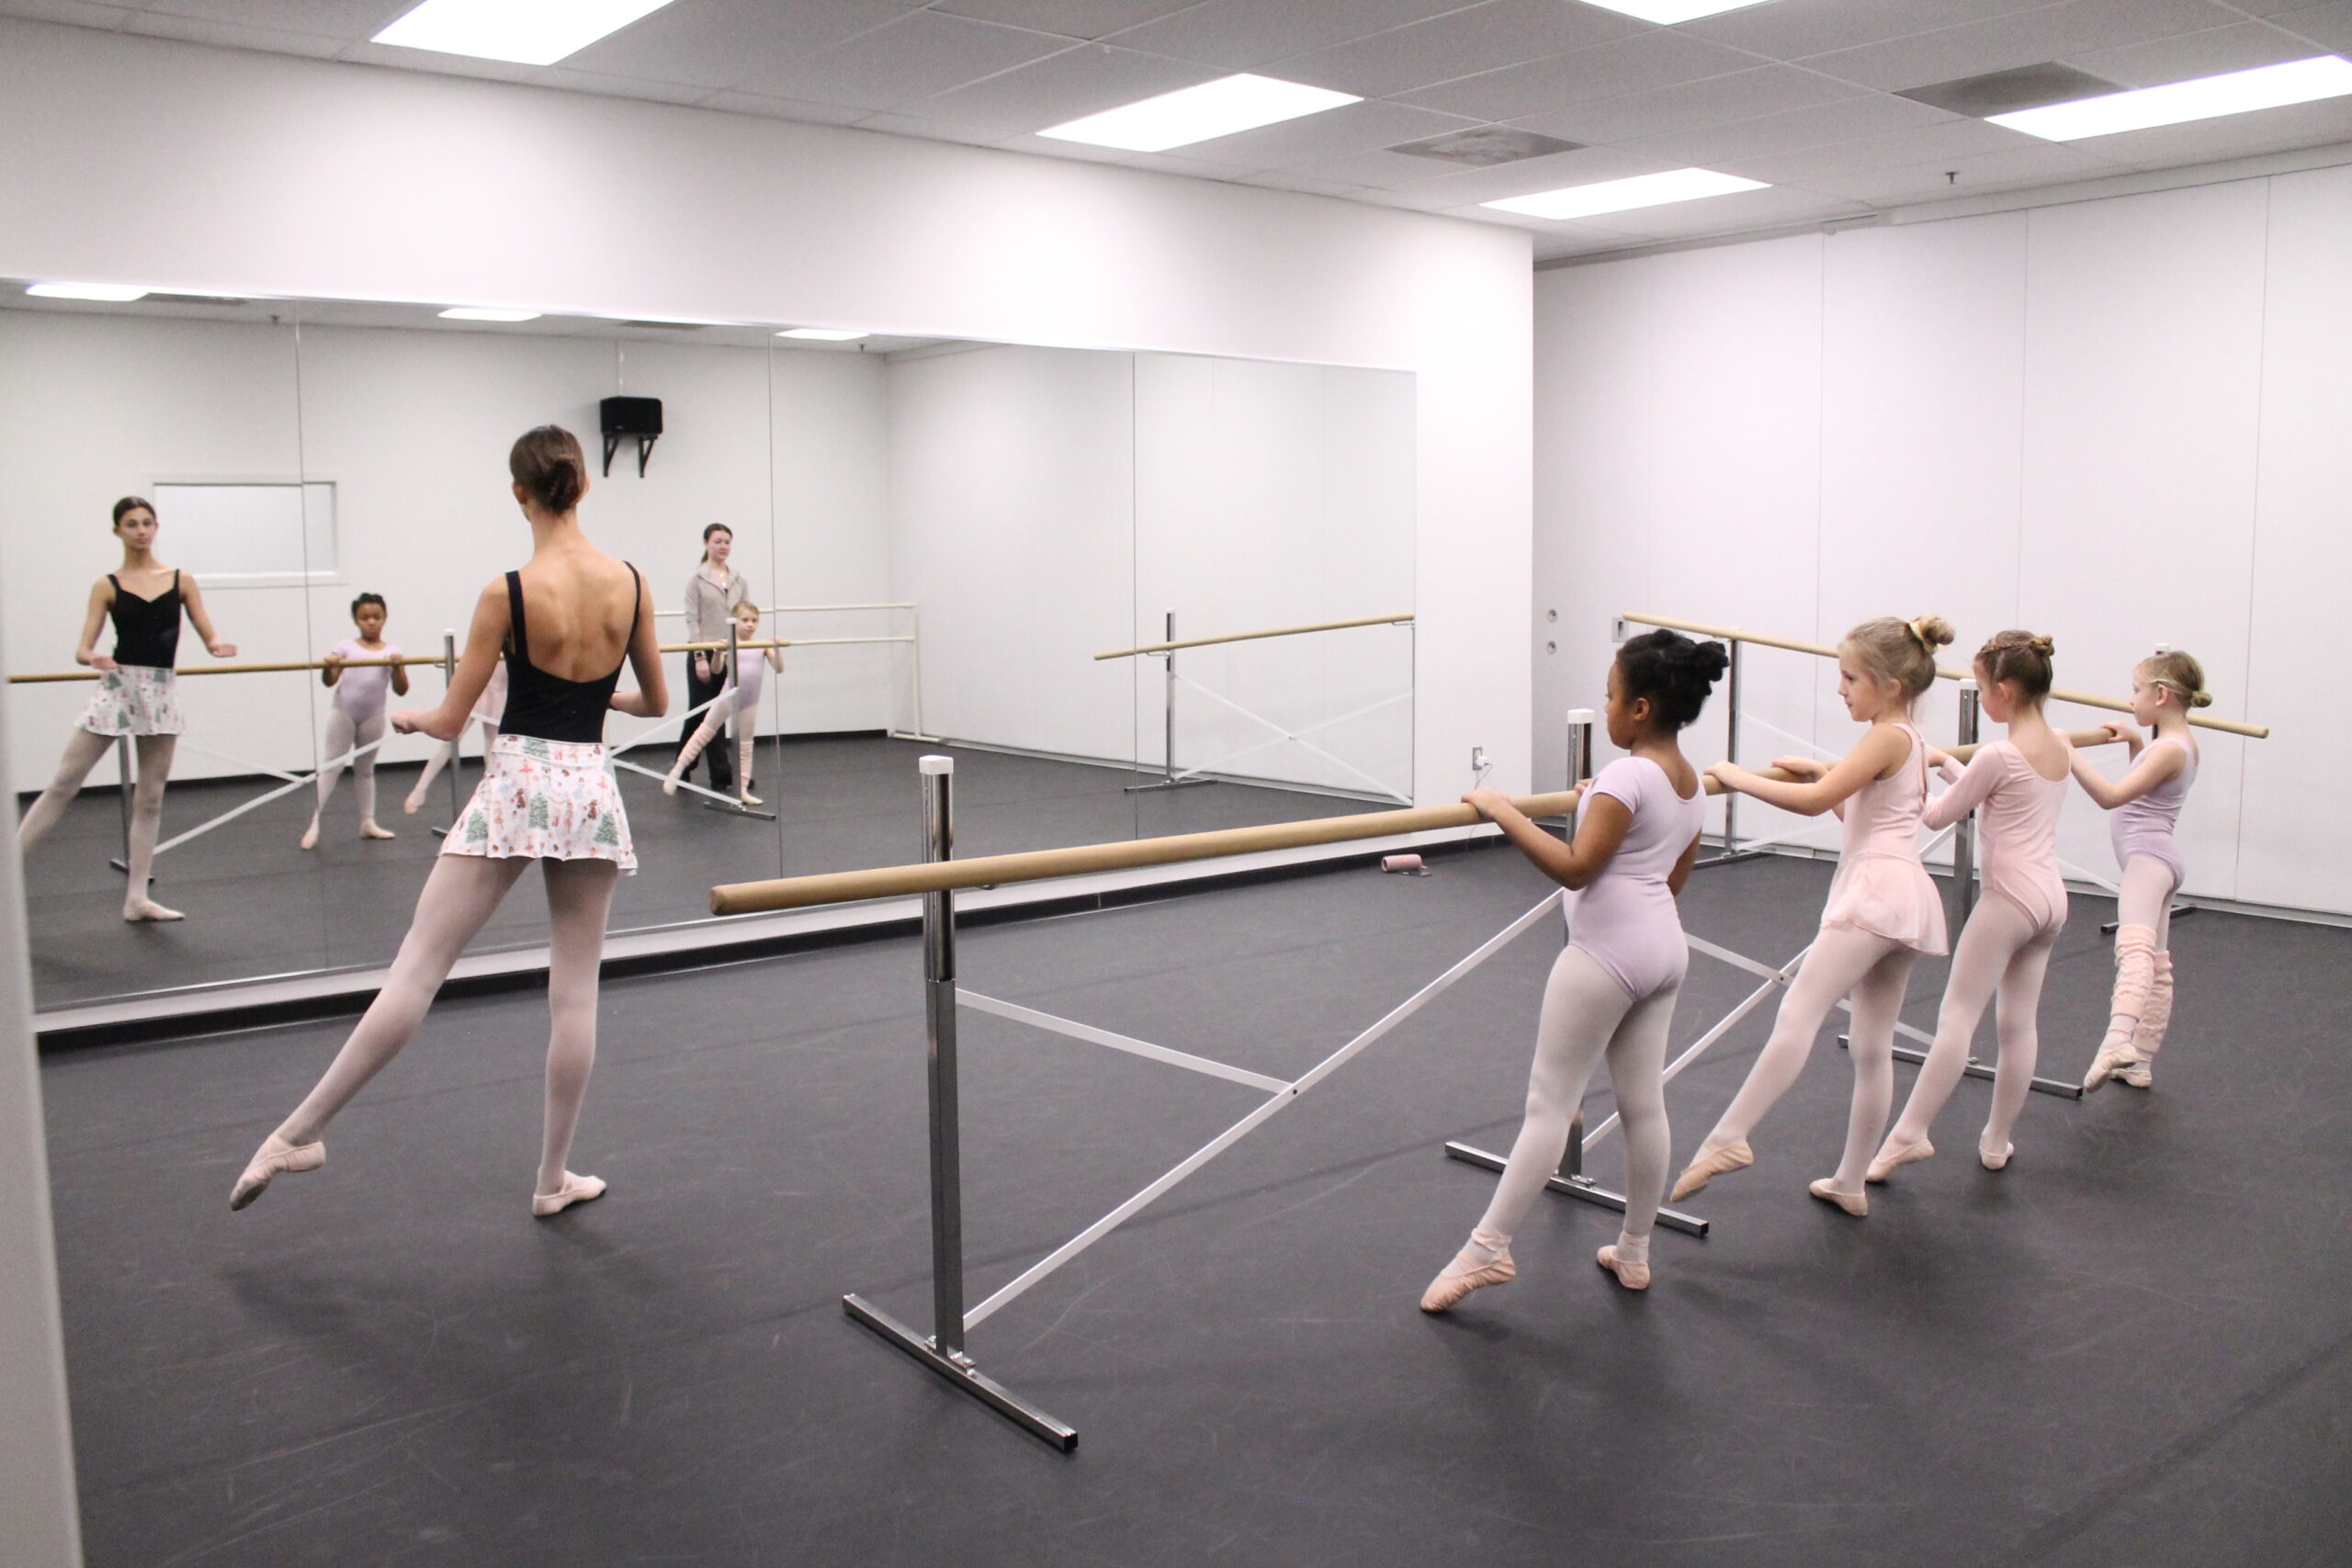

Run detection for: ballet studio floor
[[20, 733, 1373, 1008], [39, 849, 2352, 1567]]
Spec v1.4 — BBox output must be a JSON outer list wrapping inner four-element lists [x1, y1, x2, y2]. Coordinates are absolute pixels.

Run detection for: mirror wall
[[1, 288, 1414, 1012]]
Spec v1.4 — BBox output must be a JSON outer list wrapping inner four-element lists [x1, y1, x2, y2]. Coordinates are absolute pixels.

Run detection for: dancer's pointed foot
[[1867, 1134, 1934, 1184], [402, 792, 424, 815], [532, 1172, 606, 1217], [1808, 1179, 1868, 1216], [1979, 1140, 2014, 1171], [737, 790, 763, 806], [123, 897, 184, 922], [230, 1134, 324, 1210], [661, 771, 682, 796], [1596, 1244, 1651, 1292], [298, 819, 321, 851], [2116, 1055, 2152, 1089], [1419, 1244, 1515, 1313], [2083, 1027, 2141, 1092], [359, 819, 396, 840], [1670, 1138, 1752, 1201]]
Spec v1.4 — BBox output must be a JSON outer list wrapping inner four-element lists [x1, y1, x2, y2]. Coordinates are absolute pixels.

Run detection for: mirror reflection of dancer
[[2070, 649, 2207, 1092], [1672, 615, 1957, 1218], [402, 659, 505, 815], [1420, 632, 1724, 1311], [232, 426, 666, 1217], [300, 592, 408, 849], [663, 600, 783, 806], [1871, 632, 2070, 1180], [15, 496, 236, 922], [679, 522, 751, 796]]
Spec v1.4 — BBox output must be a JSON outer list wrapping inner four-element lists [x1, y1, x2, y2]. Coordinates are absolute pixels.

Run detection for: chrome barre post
[[109, 734, 134, 876], [1952, 680, 1980, 929], [1126, 608, 1208, 794]]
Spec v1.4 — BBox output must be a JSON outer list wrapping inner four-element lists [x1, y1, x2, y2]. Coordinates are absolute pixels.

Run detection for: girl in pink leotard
[[1672, 615, 1955, 1218], [1420, 629, 1723, 1310], [2070, 648, 2207, 1091], [1871, 631, 2071, 1180]]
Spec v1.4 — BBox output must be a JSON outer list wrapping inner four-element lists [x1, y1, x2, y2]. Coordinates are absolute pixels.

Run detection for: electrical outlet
[[1471, 746, 1489, 774]]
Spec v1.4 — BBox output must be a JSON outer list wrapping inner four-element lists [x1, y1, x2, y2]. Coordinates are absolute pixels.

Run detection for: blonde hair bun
[[1908, 614, 1956, 650], [2192, 690, 2213, 708]]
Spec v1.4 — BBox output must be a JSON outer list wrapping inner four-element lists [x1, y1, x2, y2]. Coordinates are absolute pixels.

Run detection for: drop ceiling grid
[[2, 0, 2347, 258]]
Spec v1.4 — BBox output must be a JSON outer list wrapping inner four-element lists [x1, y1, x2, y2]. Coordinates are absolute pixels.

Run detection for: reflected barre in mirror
[[2, 287, 1417, 1018]]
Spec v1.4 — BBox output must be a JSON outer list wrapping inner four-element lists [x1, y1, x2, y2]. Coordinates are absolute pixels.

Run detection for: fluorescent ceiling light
[[440, 307, 541, 322], [374, 0, 676, 66], [777, 328, 868, 342], [27, 282, 150, 302], [1482, 168, 1768, 220], [1039, 73, 1360, 152], [1577, 0, 1779, 22], [1990, 55, 2352, 141]]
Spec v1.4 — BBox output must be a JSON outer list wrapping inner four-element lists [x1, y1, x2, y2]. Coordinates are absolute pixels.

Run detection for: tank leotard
[[107, 571, 182, 668], [1567, 756, 1707, 999], [1819, 721, 1947, 955], [2109, 737, 2197, 886]]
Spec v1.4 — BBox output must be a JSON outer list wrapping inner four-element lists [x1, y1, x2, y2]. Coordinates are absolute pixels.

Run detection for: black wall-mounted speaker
[[599, 396, 663, 476]]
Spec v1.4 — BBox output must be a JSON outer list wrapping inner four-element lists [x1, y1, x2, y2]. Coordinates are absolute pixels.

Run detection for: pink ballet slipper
[[1670, 1138, 1751, 1201], [1979, 1141, 2014, 1171], [1808, 1179, 1867, 1217], [1596, 1245, 1650, 1292], [532, 1172, 606, 1217], [230, 1134, 324, 1211], [1419, 1245, 1515, 1313], [1867, 1135, 1933, 1184], [2083, 1029, 2142, 1093]]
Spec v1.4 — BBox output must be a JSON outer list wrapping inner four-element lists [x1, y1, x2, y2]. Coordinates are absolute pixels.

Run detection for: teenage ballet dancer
[[232, 425, 665, 1217], [1420, 630, 1724, 1311], [662, 600, 782, 806], [679, 522, 751, 795], [402, 659, 506, 815], [300, 592, 408, 849], [2070, 648, 2208, 1091], [1671, 615, 1955, 1217], [1869, 632, 2069, 1180], [15, 496, 236, 921]]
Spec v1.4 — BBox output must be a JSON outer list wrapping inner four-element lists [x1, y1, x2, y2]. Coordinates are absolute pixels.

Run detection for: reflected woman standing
[[679, 520, 750, 795], [15, 496, 236, 921]]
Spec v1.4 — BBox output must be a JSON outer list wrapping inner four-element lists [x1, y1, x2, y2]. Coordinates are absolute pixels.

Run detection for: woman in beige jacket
[[679, 522, 751, 793]]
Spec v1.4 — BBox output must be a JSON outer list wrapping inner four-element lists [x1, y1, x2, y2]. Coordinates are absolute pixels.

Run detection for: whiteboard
[[151, 481, 337, 581]]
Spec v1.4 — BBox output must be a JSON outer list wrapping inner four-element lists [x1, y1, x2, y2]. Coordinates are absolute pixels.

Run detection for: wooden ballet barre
[[662, 638, 795, 653], [1623, 612, 2270, 739], [1095, 612, 1414, 661], [6, 655, 415, 683]]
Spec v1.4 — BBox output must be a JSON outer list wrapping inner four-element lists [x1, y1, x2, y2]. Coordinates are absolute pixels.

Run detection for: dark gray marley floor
[[40, 850, 2352, 1566], [19, 734, 1372, 1008]]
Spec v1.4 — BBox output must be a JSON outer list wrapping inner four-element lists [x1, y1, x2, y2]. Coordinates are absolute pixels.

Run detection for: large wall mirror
[[2, 286, 1415, 1016]]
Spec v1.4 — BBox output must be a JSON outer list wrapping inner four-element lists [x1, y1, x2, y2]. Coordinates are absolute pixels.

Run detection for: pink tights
[[273, 854, 619, 1195], [1886, 895, 2060, 1158]]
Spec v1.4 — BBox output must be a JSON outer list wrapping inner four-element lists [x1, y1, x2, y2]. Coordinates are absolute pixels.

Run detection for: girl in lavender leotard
[[1420, 629, 1724, 1310], [1672, 615, 1957, 1219], [2069, 649, 2207, 1091]]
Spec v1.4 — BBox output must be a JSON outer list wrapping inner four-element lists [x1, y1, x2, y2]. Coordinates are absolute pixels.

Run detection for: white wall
[[1534, 166, 2350, 915], [0, 18, 1532, 813]]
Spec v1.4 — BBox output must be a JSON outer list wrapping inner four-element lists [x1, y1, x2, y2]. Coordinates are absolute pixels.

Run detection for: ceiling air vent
[[146, 292, 253, 307], [615, 320, 703, 330], [1897, 63, 2120, 118], [1386, 127, 1581, 167]]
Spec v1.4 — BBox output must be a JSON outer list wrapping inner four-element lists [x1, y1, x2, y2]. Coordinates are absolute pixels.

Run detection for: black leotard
[[498, 565, 642, 744], [107, 571, 183, 669]]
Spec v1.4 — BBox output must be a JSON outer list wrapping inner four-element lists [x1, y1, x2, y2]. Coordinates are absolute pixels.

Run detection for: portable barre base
[[1695, 848, 1770, 869], [1124, 773, 1213, 795], [700, 798, 778, 821], [1441, 1137, 1710, 1237], [1837, 1034, 2083, 1100], [842, 1294, 1077, 1453]]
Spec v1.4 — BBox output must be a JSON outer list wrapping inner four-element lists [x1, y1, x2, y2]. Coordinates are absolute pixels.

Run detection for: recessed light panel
[[1039, 74, 1360, 153], [1990, 56, 2352, 141], [27, 282, 150, 301], [440, 307, 541, 322], [1482, 168, 1767, 220], [1577, 0, 1779, 23], [777, 328, 869, 342], [374, 0, 677, 67]]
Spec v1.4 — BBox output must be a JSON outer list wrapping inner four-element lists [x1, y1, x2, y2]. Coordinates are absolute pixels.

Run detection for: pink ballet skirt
[[1817, 722, 1947, 955], [440, 733, 635, 873]]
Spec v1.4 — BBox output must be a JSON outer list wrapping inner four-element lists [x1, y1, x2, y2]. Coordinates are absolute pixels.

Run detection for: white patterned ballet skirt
[[77, 665, 185, 737], [439, 733, 636, 872]]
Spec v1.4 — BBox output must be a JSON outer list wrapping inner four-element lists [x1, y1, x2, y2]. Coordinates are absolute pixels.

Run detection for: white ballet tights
[[1701, 926, 1917, 1193], [2116, 856, 2176, 952], [406, 718, 496, 810], [1886, 896, 2060, 1158], [17, 727, 178, 918], [1470, 946, 1674, 1260], [311, 710, 386, 827], [273, 853, 620, 1195]]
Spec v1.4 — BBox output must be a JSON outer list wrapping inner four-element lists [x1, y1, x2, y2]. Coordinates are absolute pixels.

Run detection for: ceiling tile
[[536, 65, 718, 107], [1800, 0, 2250, 93], [1508, 63, 1868, 144], [701, 91, 873, 126], [1270, 0, 1645, 99], [2074, 87, 2352, 165], [1616, 89, 1961, 165], [932, 0, 1197, 39], [136, 0, 409, 33], [1677, 0, 2057, 62], [337, 41, 549, 85], [1106, 0, 1476, 72], [1178, 97, 1480, 167], [744, 10, 1076, 110], [905, 43, 1216, 135], [1390, 143, 1685, 204], [2235, 0, 2341, 16], [0, 2, 135, 25], [1233, 169, 1375, 197], [2059, 21, 2330, 87], [1573, 184, 1871, 239], [119, 10, 346, 55], [854, 109, 1021, 147], [2267, 2, 2352, 52], [564, 0, 920, 93], [1396, 28, 1762, 122], [1725, 115, 2052, 180], [1795, 140, 2124, 203]]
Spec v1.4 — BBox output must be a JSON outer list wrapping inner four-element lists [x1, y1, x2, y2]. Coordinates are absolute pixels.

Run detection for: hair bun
[[1909, 614, 1956, 650], [1688, 638, 1730, 680], [2030, 635, 2054, 656], [2192, 690, 2213, 708]]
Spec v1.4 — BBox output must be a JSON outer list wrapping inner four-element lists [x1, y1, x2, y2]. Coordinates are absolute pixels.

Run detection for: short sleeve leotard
[[724, 646, 765, 711], [1924, 739, 2069, 938], [2109, 737, 2197, 887], [328, 638, 403, 724], [1566, 756, 1707, 1000], [1819, 722, 1948, 955]]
